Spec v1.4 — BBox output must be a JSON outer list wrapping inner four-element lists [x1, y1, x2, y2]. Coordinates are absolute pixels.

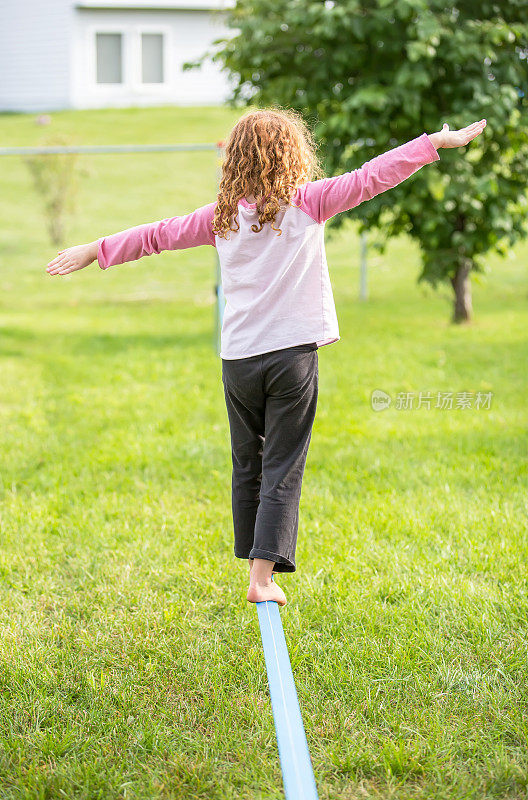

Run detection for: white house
[[0, 0, 236, 112]]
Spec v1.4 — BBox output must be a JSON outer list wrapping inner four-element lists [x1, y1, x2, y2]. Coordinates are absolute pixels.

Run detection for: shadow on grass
[[0, 327, 36, 357], [0, 326, 215, 357]]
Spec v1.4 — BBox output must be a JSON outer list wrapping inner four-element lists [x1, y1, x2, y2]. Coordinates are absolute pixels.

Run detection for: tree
[[187, 0, 528, 322], [25, 136, 82, 247]]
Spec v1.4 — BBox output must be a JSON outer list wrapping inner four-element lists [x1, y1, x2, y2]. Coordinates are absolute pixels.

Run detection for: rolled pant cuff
[[247, 548, 296, 573]]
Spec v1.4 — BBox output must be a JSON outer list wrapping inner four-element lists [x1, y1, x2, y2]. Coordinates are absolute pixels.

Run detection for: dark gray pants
[[221, 343, 319, 573]]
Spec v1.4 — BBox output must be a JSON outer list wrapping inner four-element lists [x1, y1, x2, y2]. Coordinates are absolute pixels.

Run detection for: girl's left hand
[[46, 241, 98, 275], [429, 119, 487, 150]]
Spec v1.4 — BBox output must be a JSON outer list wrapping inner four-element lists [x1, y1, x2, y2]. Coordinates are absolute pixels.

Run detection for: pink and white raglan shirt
[[97, 133, 440, 359]]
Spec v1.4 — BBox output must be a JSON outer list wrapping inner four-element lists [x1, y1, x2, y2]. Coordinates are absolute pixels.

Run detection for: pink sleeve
[[97, 200, 217, 270], [296, 133, 440, 224]]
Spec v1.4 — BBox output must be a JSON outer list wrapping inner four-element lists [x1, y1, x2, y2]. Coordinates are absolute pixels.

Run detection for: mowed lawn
[[0, 106, 527, 800]]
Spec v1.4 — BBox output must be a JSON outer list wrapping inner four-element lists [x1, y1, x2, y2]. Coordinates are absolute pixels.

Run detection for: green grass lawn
[[0, 106, 527, 800]]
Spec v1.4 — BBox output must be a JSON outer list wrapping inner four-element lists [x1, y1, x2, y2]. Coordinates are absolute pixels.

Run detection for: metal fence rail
[[2, 140, 368, 349], [0, 143, 219, 156], [1, 140, 227, 354]]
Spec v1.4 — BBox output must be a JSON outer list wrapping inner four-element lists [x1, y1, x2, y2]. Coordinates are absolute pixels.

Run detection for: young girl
[[45, 108, 486, 607]]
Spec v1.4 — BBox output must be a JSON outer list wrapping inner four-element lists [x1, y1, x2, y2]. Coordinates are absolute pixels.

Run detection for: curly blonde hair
[[212, 106, 325, 239]]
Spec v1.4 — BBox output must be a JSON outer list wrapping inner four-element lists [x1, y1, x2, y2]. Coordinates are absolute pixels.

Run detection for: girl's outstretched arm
[[46, 201, 217, 276], [298, 119, 487, 225]]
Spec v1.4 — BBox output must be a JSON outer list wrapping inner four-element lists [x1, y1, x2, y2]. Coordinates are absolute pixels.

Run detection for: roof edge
[[75, 0, 234, 10]]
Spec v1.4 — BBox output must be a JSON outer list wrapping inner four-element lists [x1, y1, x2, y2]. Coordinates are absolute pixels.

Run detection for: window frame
[[89, 24, 171, 93], [138, 28, 169, 87], [93, 27, 126, 87]]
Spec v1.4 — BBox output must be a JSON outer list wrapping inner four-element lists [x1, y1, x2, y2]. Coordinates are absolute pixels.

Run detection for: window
[[96, 33, 123, 84], [141, 33, 164, 84]]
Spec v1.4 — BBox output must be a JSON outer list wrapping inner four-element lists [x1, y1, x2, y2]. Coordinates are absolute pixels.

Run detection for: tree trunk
[[49, 216, 64, 248], [450, 259, 473, 323]]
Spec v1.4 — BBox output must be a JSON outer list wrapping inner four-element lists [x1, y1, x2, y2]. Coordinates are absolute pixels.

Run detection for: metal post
[[214, 141, 226, 357], [214, 255, 225, 357], [359, 230, 368, 302]]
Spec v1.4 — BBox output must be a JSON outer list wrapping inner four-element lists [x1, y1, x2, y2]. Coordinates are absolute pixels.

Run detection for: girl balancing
[[46, 109, 486, 607]]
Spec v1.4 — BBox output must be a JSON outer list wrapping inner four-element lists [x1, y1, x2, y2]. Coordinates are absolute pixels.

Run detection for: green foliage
[[194, 0, 528, 310]]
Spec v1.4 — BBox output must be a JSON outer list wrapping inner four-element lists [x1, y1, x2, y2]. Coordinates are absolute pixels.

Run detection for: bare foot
[[247, 580, 287, 606]]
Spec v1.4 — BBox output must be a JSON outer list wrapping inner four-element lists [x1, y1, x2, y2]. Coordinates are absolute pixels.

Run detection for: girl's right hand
[[429, 119, 487, 149], [46, 241, 99, 276]]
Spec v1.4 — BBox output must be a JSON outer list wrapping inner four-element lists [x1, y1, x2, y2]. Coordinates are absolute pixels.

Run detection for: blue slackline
[[256, 598, 319, 800]]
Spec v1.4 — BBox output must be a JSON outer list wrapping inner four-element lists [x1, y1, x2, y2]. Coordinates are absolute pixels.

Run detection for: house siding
[[0, 0, 236, 111], [0, 0, 74, 111], [72, 6, 234, 108]]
